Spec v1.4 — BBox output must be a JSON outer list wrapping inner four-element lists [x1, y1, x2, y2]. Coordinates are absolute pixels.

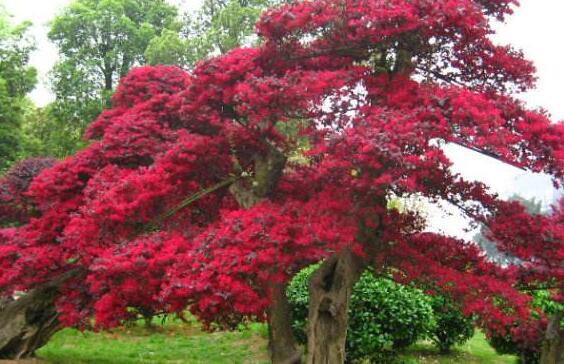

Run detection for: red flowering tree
[[0, 0, 563, 363]]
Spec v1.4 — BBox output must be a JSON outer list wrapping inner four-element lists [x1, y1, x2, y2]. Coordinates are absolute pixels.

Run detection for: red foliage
[[0, 1, 562, 349], [163, 188, 359, 328], [0, 158, 56, 225]]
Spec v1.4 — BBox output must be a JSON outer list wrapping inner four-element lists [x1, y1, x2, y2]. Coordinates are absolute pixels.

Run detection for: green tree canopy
[[48, 0, 179, 127], [145, 0, 284, 67], [0, 4, 37, 172]]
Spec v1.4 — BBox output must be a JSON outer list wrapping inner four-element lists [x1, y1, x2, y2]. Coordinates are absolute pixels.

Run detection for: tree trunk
[[540, 312, 564, 364], [0, 297, 11, 311], [104, 68, 113, 92], [305, 249, 366, 364], [139, 308, 155, 331], [0, 287, 60, 359], [0, 270, 79, 359], [268, 283, 302, 364], [229, 144, 300, 363]]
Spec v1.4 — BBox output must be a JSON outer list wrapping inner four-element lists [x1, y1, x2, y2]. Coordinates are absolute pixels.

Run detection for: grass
[[2, 319, 516, 364], [398, 331, 518, 364], [35, 317, 269, 364]]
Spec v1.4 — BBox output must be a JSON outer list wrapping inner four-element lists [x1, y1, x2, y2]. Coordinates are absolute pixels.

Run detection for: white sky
[[4, 0, 563, 238]]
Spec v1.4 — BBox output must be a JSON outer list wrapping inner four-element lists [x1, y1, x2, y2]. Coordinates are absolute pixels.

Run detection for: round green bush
[[427, 294, 474, 354], [287, 264, 435, 363]]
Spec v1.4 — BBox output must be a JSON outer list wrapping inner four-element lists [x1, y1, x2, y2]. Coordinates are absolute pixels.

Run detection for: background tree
[[19, 103, 89, 159], [0, 4, 36, 172], [144, 28, 190, 66], [145, 0, 284, 67], [45, 0, 283, 158], [46, 0, 179, 154]]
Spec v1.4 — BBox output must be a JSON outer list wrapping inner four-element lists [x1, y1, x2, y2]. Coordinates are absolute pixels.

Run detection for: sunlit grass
[[37, 317, 269, 364]]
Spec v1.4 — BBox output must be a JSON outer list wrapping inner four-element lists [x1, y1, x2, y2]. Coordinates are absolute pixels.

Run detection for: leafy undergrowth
[[0, 319, 517, 364]]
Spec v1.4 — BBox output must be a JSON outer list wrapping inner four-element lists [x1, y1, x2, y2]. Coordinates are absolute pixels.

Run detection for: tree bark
[[103, 66, 113, 92], [0, 270, 79, 359], [305, 249, 366, 364], [139, 308, 156, 331], [268, 283, 302, 364], [0, 287, 60, 359], [540, 312, 564, 364]]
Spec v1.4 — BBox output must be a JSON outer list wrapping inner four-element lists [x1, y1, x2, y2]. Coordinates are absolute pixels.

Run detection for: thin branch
[[416, 66, 465, 87], [145, 173, 245, 232], [450, 141, 527, 171], [516, 284, 563, 292]]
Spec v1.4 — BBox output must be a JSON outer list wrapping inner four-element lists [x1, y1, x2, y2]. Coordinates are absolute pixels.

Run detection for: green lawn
[[36, 318, 269, 364], [398, 331, 517, 364], [24, 319, 517, 364]]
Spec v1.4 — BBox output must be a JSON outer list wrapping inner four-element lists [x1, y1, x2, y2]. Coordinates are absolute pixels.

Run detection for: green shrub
[[427, 294, 474, 354], [287, 264, 435, 363]]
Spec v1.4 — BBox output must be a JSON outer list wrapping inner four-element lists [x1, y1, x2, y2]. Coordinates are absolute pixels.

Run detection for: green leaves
[[145, 29, 189, 66], [47, 0, 179, 130], [427, 294, 475, 354], [147, 0, 290, 70], [19, 103, 89, 159], [0, 7, 37, 171]]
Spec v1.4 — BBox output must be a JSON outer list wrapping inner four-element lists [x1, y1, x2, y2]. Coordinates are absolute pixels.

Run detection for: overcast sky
[[4, 0, 563, 236]]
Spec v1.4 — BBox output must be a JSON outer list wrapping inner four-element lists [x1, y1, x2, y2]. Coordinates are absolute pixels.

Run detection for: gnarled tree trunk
[[305, 248, 366, 364], [0, 270, 79, 359], [540, 312, 564, 364], [0, 286, 60, 359], [268, 283, 302, 364]]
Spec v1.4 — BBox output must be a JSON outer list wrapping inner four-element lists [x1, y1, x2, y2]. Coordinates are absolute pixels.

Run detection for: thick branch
[[146, 174, 244, 232], [0, 269, 81, 359], [229, 145, 286, 208]]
